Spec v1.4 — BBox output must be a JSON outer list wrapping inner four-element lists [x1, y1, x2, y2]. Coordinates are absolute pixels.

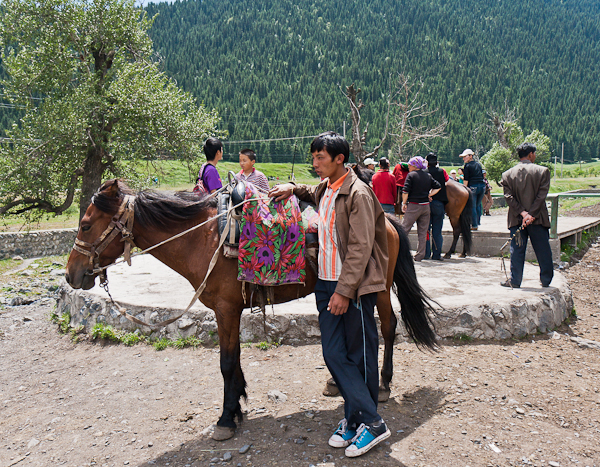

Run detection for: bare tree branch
[[0, 168, 84, 215], [390, 73, 447, 160], [487, 100, 518, 149]]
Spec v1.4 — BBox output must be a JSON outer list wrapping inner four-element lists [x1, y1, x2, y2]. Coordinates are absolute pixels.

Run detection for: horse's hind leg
[[377, 291, 396, 402], [213, 307, 247, 441], [444, 223, 460, 259]]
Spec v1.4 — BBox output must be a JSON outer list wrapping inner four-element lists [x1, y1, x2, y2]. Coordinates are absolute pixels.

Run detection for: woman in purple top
[[237, 148, 270, 193], [199, 137, 223, 193]]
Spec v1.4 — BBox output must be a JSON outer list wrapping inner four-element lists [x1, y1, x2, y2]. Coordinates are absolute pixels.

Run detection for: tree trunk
[[79, 147, 105, 221]]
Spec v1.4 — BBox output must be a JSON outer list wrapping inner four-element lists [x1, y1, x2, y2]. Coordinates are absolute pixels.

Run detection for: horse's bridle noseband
[[72, 195, 136, 282]]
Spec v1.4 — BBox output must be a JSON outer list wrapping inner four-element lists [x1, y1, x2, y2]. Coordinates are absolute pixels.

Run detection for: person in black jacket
[[424, 153, 449, 260], [400, 156, 441, 261], [459, 148, 485, 230]]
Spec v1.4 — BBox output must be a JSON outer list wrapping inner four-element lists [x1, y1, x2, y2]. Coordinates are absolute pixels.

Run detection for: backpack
[[193, 164, 208, 194]]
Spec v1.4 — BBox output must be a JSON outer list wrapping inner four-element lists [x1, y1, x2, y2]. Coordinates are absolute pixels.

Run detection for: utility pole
[[554, 153, 557, 180], [561, 142, 564, 178], [343, 121, 346, 139]]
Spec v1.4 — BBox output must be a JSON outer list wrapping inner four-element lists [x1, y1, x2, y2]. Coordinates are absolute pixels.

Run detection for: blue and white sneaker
[[328, 418, 357, 448], [344, 420, 391, 457]]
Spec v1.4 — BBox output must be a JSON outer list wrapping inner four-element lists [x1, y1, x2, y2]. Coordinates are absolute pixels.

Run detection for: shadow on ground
[[138, 387, 447, 466]]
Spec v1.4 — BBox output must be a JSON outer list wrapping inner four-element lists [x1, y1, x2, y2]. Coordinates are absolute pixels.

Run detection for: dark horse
[[65, 179, 437, 440]]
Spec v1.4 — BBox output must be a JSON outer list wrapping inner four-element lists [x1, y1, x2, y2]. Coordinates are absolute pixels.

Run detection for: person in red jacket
[[372, 157, 397, 214], [392, 162, 409, 215]]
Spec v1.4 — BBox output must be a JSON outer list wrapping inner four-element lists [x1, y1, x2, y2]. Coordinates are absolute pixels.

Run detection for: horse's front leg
[[212, 306, 247, 441]]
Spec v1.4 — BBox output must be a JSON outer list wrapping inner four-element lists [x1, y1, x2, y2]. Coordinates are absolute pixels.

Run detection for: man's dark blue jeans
[[509, 224, 554, 287], [425, 200, 445, 260], [469, 183, 486, 228], [315, 279, 381, 429]]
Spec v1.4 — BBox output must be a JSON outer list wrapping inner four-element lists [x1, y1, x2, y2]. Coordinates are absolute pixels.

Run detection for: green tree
[[480, 143, 514, 185], [0, 0, 220, 220]]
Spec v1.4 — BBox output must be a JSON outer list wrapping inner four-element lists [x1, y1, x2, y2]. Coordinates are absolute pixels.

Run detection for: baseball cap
[[450, 169, 457, 174], [363, 157, 375, 166], [459, 149, 474, 158]]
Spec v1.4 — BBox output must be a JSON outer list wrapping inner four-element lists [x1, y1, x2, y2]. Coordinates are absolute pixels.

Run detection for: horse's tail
[[386, 214, 438, 350], [459, 190, 473, 254]]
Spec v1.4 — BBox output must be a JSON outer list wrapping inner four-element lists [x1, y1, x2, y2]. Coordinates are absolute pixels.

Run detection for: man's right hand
[[521, 210, 535, 227], [269, 183, 294, 202]]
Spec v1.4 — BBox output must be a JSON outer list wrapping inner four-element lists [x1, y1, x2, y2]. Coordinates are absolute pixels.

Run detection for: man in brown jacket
[[270, 131, 390, 457], [500, 142, 553, 288]]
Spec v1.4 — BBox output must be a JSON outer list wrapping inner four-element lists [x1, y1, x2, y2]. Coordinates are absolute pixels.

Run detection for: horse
[[65, 178, 437, 441], [444, 180, 473, 258]]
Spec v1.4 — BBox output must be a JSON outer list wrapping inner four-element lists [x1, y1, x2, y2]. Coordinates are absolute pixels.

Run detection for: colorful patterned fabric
[[238, 185, 306, 285]]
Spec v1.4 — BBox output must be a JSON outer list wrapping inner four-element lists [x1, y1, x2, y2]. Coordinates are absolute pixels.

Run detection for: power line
[[224, 135, 319, 144]]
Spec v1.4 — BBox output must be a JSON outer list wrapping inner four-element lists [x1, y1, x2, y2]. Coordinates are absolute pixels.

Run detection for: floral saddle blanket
[[237, 184, 318, 286]]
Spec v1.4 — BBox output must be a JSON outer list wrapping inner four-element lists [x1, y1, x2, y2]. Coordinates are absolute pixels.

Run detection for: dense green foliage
[[0, 0, 219, 220], [134, 0, 600, 164]]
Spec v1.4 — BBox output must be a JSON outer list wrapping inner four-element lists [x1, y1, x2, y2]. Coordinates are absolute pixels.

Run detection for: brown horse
[[65, 179, 437, 441], [444, 180, 473, 258]]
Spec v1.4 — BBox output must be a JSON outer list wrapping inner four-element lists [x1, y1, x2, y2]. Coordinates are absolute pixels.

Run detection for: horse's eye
[[81, 225, 91, 232]]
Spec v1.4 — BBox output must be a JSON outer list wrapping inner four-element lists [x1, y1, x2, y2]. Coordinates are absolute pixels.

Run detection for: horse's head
[[66, 179, 135, 290]]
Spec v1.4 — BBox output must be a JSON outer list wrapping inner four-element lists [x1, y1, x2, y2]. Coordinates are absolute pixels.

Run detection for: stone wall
[[56, 278, 573, 344], [0, 228, 77, 259]]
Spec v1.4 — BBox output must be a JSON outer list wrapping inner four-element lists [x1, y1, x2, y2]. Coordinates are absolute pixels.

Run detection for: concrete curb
[[56, 256, 573, 344]]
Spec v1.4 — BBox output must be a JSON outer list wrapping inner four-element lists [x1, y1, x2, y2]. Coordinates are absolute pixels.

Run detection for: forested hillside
[[2, 0, 600, 164], [141, 0, 600, 163]]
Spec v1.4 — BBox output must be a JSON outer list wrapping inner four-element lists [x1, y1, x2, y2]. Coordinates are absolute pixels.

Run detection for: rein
[[74, 183, 270, 330]]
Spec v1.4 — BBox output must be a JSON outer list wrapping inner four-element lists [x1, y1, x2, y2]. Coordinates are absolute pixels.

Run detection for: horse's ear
[[99, 179, 120, 198]]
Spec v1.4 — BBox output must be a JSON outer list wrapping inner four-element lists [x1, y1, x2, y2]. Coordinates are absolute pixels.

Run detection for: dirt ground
[[1, 208, 600, 467]]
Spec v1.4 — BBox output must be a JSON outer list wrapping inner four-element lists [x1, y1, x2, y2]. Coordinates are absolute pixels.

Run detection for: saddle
[[217, 173, 246, 251], [217, 176, 318, 266]]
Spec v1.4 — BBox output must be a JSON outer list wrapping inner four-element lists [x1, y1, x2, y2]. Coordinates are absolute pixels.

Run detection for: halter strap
[[72, 195, 136, 281]]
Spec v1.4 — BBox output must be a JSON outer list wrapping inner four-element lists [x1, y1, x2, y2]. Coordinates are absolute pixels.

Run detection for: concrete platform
[[57, 253, 573, 344], [407, 215, 600, 260]]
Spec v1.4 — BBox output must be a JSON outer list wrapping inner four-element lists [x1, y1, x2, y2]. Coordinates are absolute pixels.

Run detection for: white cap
[[459, 149, 474, 158], [450, 169, 457, 174], [363, 158, 376, 166]]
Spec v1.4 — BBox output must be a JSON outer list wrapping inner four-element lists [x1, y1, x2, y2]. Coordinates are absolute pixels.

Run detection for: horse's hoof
[[459, 254, 467, 258], [323, 379, 341, 397], [443, 254, 451, 259], [378, 388, 391, 402], [212, 425, 235, 441]]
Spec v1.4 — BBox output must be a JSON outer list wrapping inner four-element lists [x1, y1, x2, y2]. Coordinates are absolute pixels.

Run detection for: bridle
[[72, 194, 136, 283]]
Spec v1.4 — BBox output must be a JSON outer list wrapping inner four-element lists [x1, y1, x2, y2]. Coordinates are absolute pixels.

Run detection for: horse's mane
[[92, 179, 218, 229], [351, 163, 372, 185]]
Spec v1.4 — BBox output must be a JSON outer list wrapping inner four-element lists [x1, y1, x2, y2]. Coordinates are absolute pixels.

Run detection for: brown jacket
[[501, 160, 551, 229], [293, 169, 389, 300]]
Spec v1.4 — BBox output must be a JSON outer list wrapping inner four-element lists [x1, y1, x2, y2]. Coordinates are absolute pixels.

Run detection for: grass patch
[[560, 228, 597, 262], [50, 310, 72, 334], [49, 310, 85, 342], [255, 340, 281, 350], [172, 335, 203, 349], [453, 334, 473, 342], [0, 257, 24, 275], [91, 322, 145, 346], [152, 337, 171, 351], [0, 255, 68, 278]]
